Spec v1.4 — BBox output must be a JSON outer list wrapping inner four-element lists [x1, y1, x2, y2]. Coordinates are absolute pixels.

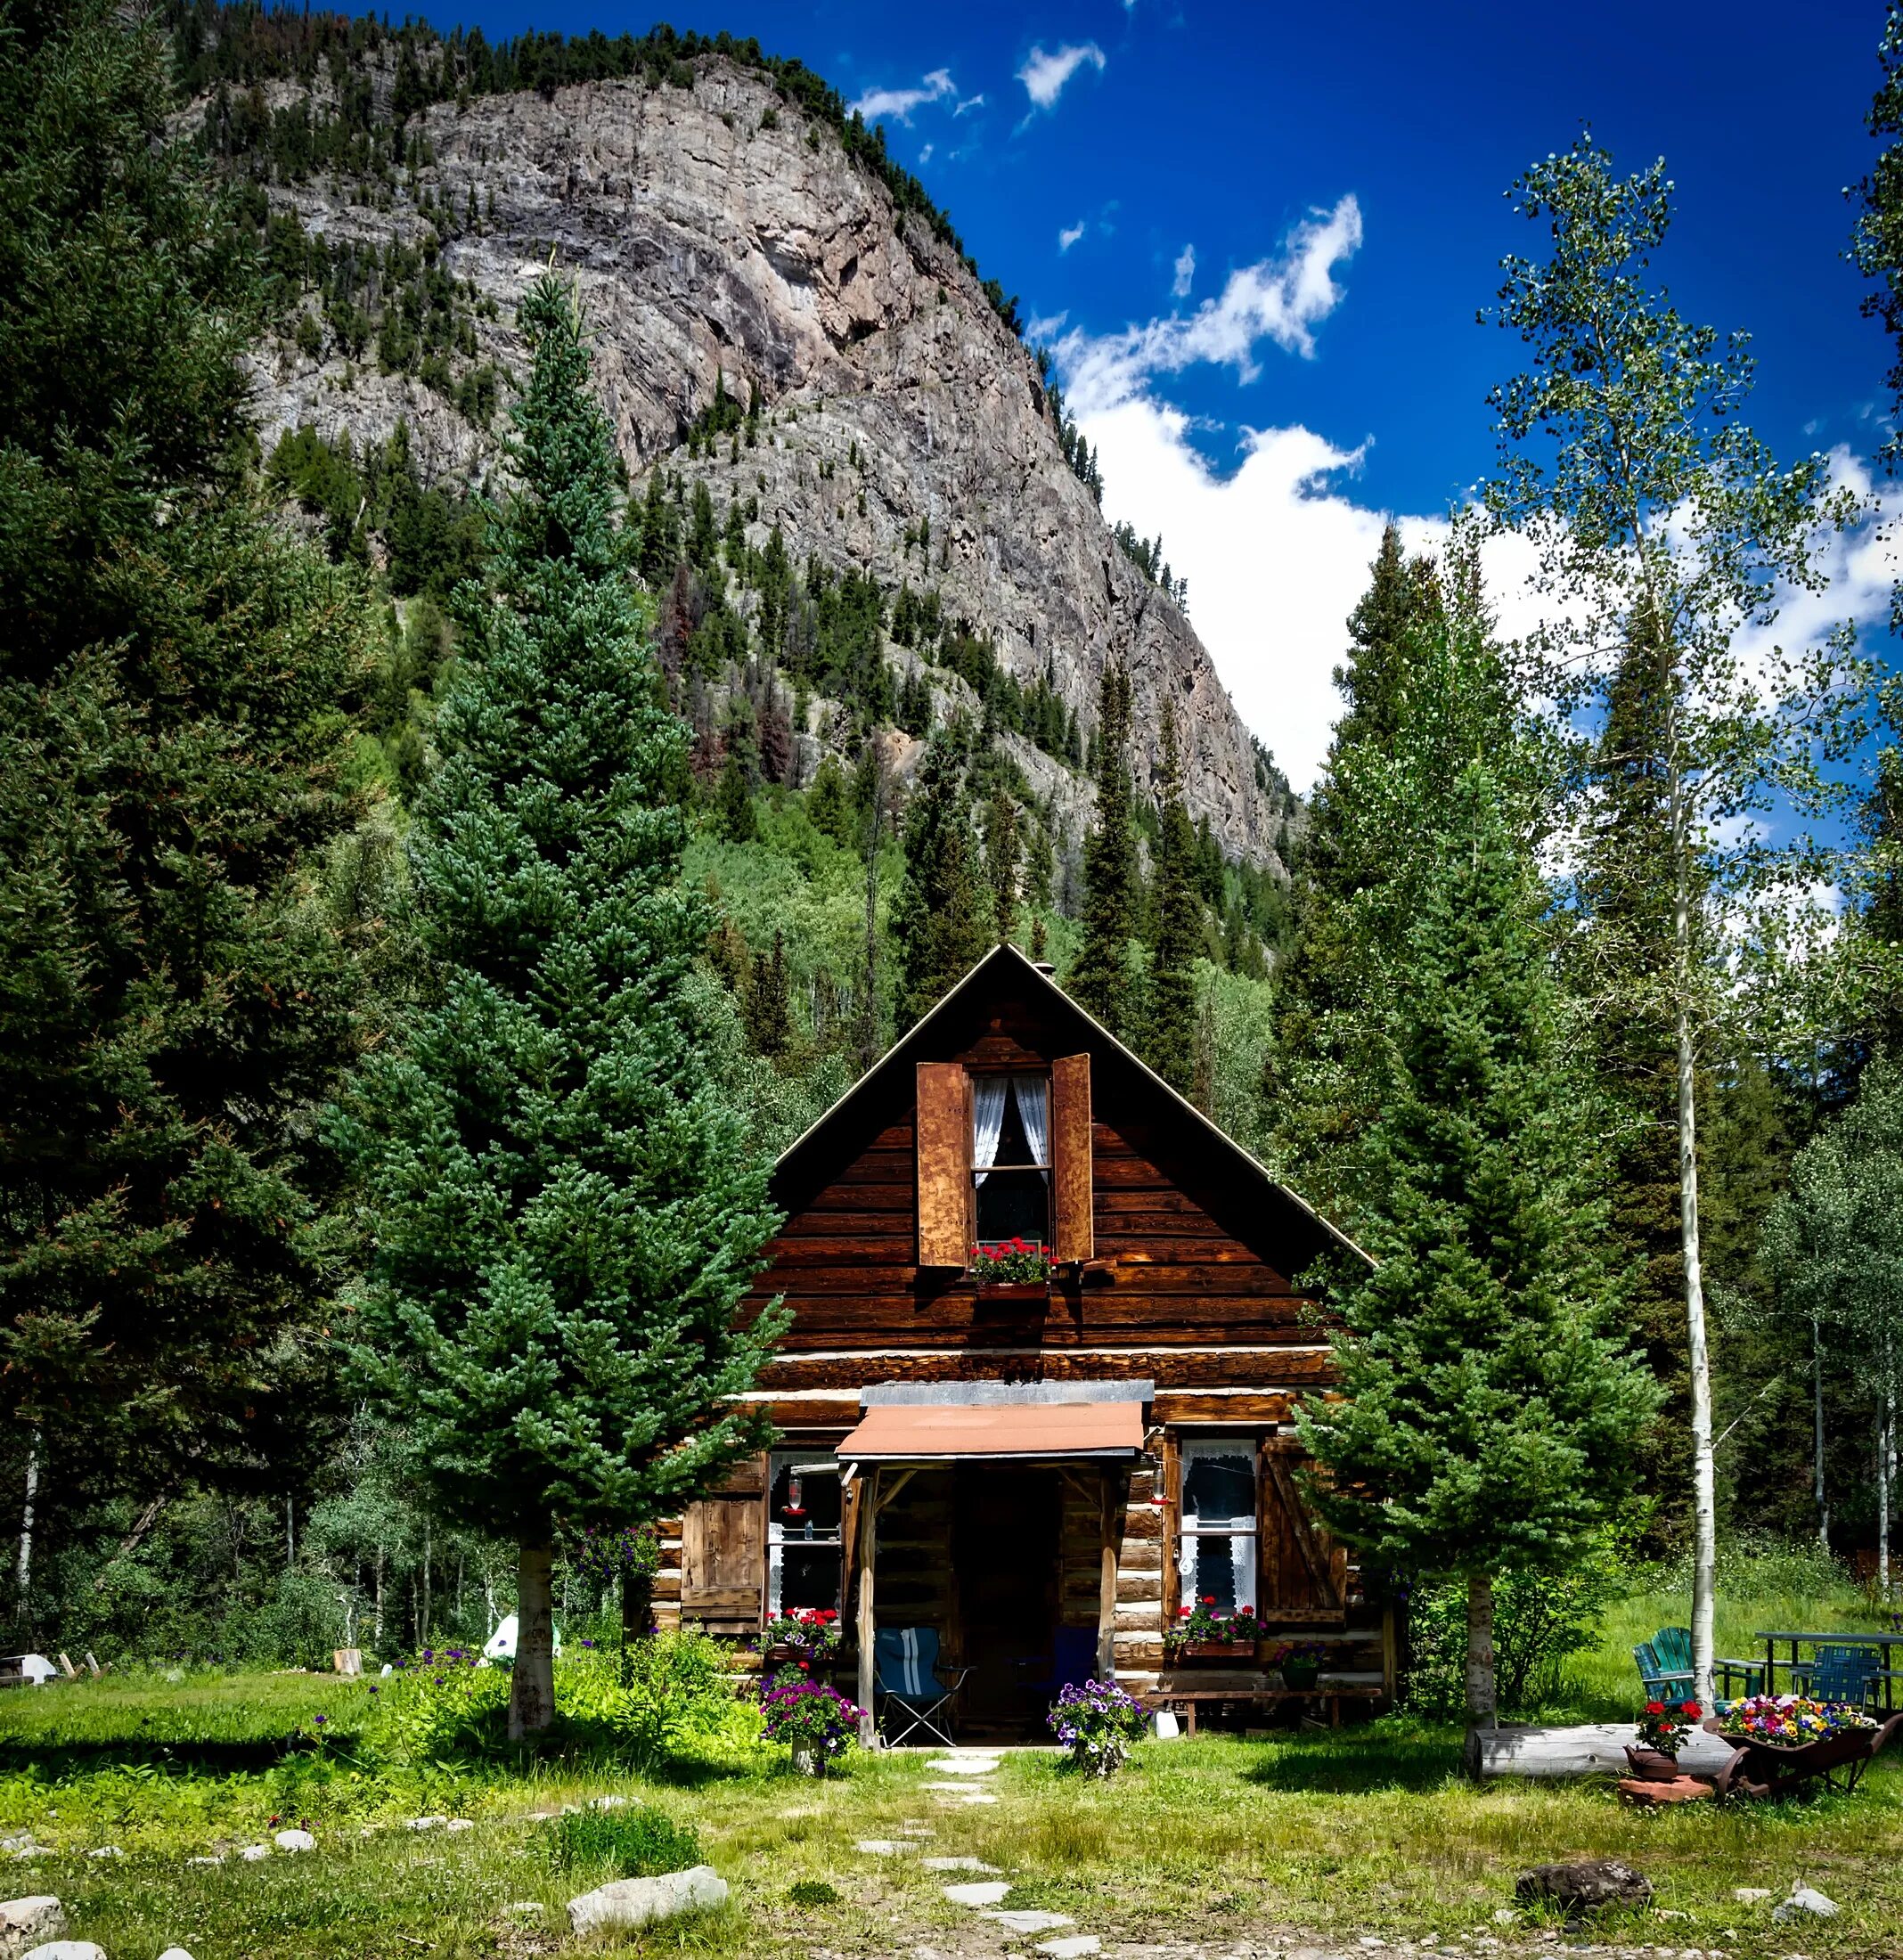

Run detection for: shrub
[[1403, 1535, 1627, 1716], [369, 1646, 510, 1760], [551, 1805, 702, 1876], [788, 1879, 839, 1907], [1047, 1678, 1147, 1776], [559, 1632, 759, 1766]]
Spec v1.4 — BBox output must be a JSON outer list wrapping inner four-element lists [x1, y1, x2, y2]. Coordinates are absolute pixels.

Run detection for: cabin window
[[766, 1453, 843, 1615], [1178, 1437, 1259, 1615], [972, 1073, 1050, 1245]]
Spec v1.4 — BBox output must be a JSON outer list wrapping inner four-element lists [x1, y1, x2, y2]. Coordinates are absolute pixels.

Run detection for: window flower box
[[1166, 1598, 1258, 1662], [971, 1238, 1050, 1301]]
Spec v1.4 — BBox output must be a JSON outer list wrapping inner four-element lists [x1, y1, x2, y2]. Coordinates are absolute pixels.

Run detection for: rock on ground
[[158, 1949, 196, 1959], [942, 1882, 1010, 1907], [1514, 1859, 1653, 1914], [567, 1865, 728, 1935], [273, 1829, 316, 1853], [1774, 1882, 1839, 1922], [0, 1898, 64, 1959], [21, 1945, 105, 1960]]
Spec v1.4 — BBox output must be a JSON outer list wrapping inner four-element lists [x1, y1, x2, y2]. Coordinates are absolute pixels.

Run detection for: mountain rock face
[[235, 53, 1293, 866]]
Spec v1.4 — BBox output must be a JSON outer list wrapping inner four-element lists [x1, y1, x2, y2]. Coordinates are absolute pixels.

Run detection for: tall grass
[[1562, 1533, 1874, 1719]]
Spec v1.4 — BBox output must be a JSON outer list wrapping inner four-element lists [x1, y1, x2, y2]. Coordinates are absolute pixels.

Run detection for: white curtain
[[1015, 1074, 1050, 1169], [972, 1076, 1009, 1185]]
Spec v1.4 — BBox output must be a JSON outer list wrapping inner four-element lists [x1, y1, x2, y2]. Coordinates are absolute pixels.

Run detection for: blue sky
[[430, 0, 1899, 786]]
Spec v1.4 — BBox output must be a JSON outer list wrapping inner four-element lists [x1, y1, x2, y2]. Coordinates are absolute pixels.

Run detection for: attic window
[[973, 1074, 1049, 1245]]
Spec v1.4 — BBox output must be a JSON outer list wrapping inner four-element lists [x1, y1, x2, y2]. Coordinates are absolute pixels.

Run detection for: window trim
[[1175, 1433, 1262, 1618]]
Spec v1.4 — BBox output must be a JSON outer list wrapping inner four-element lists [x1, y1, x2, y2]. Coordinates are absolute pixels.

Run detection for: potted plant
[[756, 1607, 842, 1668], [1167, 1597, 1258, 1660], [1627, 1696, 1702, 1779], [970, 1237, 1050, 1301], [1270, 1638, 1329, 1692], [1048, 1678, 1148, 1776], [760, 1670, 862, 1776]]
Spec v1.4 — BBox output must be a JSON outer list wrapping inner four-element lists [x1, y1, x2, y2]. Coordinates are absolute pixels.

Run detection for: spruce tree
[[744, 930, 792, 1061], [635, 469, 679, 589], [1270, 527, 1510, 1225], [1299, 761, 1658, 1721], [892, 729, 989, 1028], [0, 0, 373, 1548], [1144, 704, 1200, 1095], [1072, 662, 1139, 1035], [340, 276, 783, 1738], [984, 789, 1021, 944]]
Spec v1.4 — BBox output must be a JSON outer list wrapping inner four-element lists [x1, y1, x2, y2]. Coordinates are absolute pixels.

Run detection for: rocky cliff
[[225, 49, 1294, 867]]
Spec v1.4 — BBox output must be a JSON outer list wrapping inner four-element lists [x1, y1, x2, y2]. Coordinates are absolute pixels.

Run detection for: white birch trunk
[[1879, 1389, 1893, 1603], [1672, 787, 1718, 1712], [1888, 1378, 1899, 1601], [508, 1539, 557, 1738], [1814, 1317, 1830, 1551], [1466, 1571, 1497, 1728], [15, 1435, 37, 1623]]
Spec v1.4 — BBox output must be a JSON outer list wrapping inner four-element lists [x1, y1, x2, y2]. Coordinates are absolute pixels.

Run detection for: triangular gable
[[772, 942, 1371, 1272]]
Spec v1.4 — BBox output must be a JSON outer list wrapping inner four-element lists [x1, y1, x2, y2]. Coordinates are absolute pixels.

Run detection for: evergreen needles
[[339, 274, 784, 1737]]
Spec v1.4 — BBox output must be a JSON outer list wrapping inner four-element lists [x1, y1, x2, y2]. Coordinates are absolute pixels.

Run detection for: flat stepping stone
[[984, 1909, 1074, 1935], [855, 1840, 916, 1856], [943, 1881, 1011, 1907], [929, 1790, 999, 1805], [925, 1756, 999, 1775], [898, 1822, 935, 1836], [1036, 1939, 1101, 1958], [922, 1857, 999, 1872]]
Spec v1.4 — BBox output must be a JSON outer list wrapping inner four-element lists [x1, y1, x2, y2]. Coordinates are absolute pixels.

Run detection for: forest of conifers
[[3, 0, 1903, 1675]]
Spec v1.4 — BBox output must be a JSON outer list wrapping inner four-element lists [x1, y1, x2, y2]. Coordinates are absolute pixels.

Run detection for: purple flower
[[313, 1714, 328, 1726]]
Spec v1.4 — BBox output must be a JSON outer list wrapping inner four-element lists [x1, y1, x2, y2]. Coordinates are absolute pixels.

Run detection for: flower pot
[[1624, 1744, 1682, 1782], [976, 1280, 1049, 1302], [1279, 1662, 1322, 1692], [1172, 1640, 1257, 1662]]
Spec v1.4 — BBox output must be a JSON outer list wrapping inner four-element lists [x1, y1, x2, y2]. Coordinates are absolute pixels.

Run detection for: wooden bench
[[1148, 1685, 1384, 1735]]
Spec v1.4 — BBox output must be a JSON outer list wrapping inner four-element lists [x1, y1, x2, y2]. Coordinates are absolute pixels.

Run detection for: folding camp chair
[[875, 1628, 971, 1748]]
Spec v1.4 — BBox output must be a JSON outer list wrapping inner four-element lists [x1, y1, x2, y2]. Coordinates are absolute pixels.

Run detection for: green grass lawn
[[3, 1552, 1902, 1960]]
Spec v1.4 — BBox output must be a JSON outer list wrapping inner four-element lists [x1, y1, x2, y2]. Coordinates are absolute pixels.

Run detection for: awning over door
[[837, 1398, 1145, 1464]]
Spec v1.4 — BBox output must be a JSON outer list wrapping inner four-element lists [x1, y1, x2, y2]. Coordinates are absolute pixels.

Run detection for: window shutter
[[1050, 1052, 1094, 1264], [680, 1453, 766, 1625], [915, 1061, 972, 1267], [1260, 1438, 1347, 1625]]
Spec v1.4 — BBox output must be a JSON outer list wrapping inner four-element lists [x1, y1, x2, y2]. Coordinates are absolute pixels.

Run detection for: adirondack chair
[[1798, 1643, 1883, 1708], [1633, 1626, 1763, 1702], [1634, 1629, 1695, 1700]]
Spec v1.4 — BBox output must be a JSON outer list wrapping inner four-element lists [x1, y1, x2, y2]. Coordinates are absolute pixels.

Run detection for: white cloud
[[954, 93, 985, 116], [1017, 42, 1107, 111], [918, 143, 934, 166], [1172, 243, 1196, 298], [1058, 220, 1088, 254], [849, 68, 956, 124], [1062, 195, 1363, 417]]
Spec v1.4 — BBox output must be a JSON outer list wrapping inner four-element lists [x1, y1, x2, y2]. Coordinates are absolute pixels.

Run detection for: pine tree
[[1145, 703, 1200, 1095], [1299, 760, 1658, 1722], [744, 929, 792, 1061], [1270, 526, 1511, 1225], [1072, 662, 1139, 1035], [340, 275, 784, 1738], [806, 753, 855, 848], [635, 469, 678, 588], [984, 790, 1021, 944], [0, 0, 375, 1557], [892, 730, 989, 1028]]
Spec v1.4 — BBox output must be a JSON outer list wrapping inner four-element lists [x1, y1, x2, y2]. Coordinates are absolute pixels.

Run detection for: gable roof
[[772, 942, 1371, 1271]]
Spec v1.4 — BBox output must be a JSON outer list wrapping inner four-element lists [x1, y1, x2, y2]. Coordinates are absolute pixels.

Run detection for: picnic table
[[1754, 1630, 1903, 1712]]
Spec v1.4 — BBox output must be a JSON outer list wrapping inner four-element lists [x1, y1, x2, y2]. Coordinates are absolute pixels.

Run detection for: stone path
[[907, 1752, 1099, 1957]]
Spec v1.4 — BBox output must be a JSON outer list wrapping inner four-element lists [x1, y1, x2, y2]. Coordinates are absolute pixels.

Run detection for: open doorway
[[952, 1465, 1059, 1736]]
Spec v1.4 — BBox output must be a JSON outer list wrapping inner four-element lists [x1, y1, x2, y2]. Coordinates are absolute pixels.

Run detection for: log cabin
[[658, 943, 1388, 1739]]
